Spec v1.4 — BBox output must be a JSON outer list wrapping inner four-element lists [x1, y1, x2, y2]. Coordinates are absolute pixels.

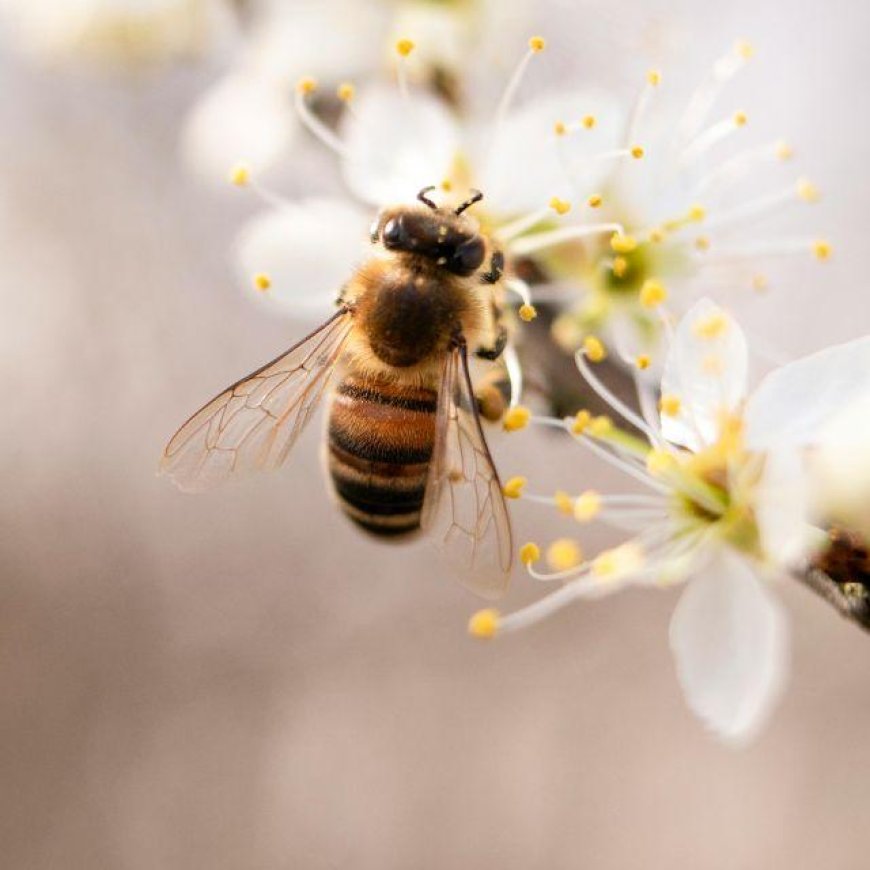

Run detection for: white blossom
[[0, 0, 236, 68], [477, 299, 870, 743], [230, 37, 626, 323], [547, 41, 832, 360]]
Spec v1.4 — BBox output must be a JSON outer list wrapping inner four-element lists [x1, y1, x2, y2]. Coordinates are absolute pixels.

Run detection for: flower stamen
[[509, 222, 625, 257], [680, 110, 749, 165], [294, 77, 348, 158], [491, 36, 546, 143], [625, 69, 662, 147], [394, 38, 415, 101], [677, 39, 754, 144]]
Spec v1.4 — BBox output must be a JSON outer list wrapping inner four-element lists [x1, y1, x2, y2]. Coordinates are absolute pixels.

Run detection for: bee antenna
[[455, 189, 483, 215], [417, 186, 438, 209]]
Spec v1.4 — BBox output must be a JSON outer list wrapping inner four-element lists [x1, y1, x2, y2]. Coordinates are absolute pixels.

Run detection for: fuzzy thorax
[[341, 250, 495, 387]]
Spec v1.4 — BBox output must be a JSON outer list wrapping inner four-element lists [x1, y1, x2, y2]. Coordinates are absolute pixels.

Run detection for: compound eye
[[451, 236, 485, 274], [382, 217, 404, 249]]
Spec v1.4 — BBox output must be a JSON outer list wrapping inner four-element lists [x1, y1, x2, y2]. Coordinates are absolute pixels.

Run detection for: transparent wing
[[160, 308, 354, 492], [421, 342, 513, 599]]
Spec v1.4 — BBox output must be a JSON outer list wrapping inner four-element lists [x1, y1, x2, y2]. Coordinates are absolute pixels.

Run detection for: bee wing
[[161, 308, 354, 492], [421, 341, 513, 599]]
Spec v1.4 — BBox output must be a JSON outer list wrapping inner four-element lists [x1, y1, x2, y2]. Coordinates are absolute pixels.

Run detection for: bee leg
[[451, 327, 509, 421], [335, 283, 353, 307], [475, 324, 508, 361], [480, 250, 504, 285], [474, 369, 510, 422]]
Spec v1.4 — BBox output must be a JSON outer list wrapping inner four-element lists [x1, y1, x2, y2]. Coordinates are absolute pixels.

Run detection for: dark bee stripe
[[340, 505, 422, 537], [328, 421, 433, 465], [328, 375, 437, 539], [332, 475, 426, 515], [336, 381, 437, 414]]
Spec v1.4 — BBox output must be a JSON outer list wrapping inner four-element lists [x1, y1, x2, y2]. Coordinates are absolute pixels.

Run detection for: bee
[[161, 187, 513, 598]]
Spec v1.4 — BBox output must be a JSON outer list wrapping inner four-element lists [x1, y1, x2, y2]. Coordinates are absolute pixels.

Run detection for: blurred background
[[0, 1, 867, 868]]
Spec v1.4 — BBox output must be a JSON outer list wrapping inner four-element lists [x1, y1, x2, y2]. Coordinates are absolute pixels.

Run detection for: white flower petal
[[388, 3, 469, 75], [669, 550, 788, 745], [810, 389, 870, 539], [181, 73, 297, 182], [477, 88, 624, 216], [755, 447, 813, 566], [1, 0, 235, 66], [340, 85, 460, 206], [660, 299, 748, 451], [234, 199, 370, 320], [744, 335, 870, 451], [250, 0, 388, 83]]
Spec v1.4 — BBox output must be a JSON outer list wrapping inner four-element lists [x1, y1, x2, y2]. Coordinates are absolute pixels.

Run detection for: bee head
[[371, 187, 487, 276]]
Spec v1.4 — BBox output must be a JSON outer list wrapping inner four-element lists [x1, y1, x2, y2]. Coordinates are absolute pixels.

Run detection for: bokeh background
[[1, 1, 868, 868]]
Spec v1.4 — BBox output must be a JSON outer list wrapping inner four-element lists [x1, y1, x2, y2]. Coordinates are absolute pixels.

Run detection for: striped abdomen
[[327, 375, 437, 537]]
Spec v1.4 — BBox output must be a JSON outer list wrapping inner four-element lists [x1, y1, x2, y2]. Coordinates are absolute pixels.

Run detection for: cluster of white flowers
[[0, 0, 236, 68], [17, 0, 863, 744], [212, 18, 859, 743], [481, 299, 870, 743], [225, 22, 870, 745]]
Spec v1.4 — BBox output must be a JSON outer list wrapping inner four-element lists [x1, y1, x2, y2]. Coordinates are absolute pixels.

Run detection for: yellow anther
[[573, 490, 601, 523], [518, 303, 538, 322], [587, 415, 613, 438], [468, 609, 500, 639], [812, 239, 832, 261], [630, 145, 645, 159], [694, 235, 711, 251], [296, 76, 317, 95], [571, 409, 592, 435], [528, 35, 546, 53], [688, 204, 706, 222], [554, 490, 574, 515], [519, 542, 541, 566], [440, 178, 452, 192], [395, 38, 415, 57], [253, 273, 271, 291], [751, 273, 768, 292], [659, 393, 681, 417], [591, 550, 617, 578], [610, 233, 638, 254], [587, 193, 603, 208], [549, 196, 571, 215], [635, 354, 651, 370], [612, 256, 628, 278], [775, 141, 794, 161], [554, 120, 567, 136], [639, 278, 667, 308], [503, 476, 527, 499], [646, 69, 662, 86], [648, 227, 666, 244], [733, 111, 748, 127], [502, 405, 531, 432], [583, 335, 607, 363], [228, 163, 250, 187], [693, 311, 729, 339], [581, 114, 597, 129], [797, 178, 820, 203], [547, 538, 584, 571], [735, 39, 754, 59], [336, 82, 355, 102], [646, 448, 677, 476], [592, 542, 644, 580]]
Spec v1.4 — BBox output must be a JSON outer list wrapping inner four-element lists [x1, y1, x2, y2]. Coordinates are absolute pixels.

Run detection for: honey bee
[[161, 187, 513, 598]]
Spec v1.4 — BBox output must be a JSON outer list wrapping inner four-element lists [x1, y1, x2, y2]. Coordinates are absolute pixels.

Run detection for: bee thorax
[[360, 272, 464, 368]]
